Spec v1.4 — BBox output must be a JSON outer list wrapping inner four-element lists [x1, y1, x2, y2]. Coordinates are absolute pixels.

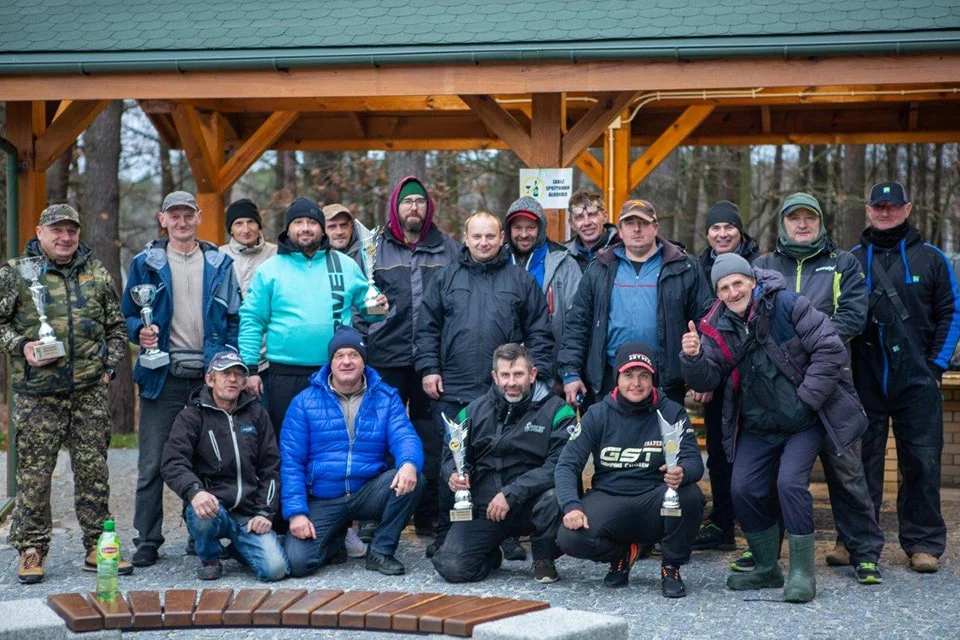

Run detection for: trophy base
[[33, 341, 65, 361], [140, 351, 170, 370], [364, 301, 387, 316], [450, 507, 473, 522], [660, 507, 682, 518]]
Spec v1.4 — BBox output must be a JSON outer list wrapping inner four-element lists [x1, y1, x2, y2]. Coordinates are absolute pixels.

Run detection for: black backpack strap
[[870, 256, 911, 322]]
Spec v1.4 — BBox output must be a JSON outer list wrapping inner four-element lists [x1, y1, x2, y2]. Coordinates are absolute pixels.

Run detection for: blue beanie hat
[[328, 325, 367, 362]]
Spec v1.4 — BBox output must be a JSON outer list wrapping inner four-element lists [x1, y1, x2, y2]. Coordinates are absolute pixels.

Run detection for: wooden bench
[[47, 589, 549, 637]]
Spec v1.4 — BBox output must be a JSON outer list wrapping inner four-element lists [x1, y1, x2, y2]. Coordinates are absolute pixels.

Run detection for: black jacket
[[851, 225, 960, 400], [554, 390, 703, 515], [442, 382, 574, 510], [563, 224, 620, 271], [415, 246, 554, 403], [161, 387, 280, 524], [558, 239, 710, 394], [368, 224, 460, 368], [697, 234, 761, 286]]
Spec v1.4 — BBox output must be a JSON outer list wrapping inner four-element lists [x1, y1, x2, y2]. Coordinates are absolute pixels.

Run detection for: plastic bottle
[[95, 520, 120, 601]]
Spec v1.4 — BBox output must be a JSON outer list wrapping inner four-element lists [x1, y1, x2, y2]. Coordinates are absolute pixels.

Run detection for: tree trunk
[[159, 140, 175, 197], [682, 147, 703, 253], [46, 145, 73, 204], [840, 144, 867, 249], [82, 101, 134, 435], [760, 145, 785, 250], [884, 144, 898, 180], [737, 146, 752, 228]]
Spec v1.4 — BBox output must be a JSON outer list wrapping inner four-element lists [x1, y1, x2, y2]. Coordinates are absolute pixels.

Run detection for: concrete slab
[[473, 606, 628, 640], [0, 597, 68, 640]]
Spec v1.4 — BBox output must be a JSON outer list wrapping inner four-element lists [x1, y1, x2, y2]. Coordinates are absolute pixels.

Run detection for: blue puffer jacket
[[280, 365, 424, 518]]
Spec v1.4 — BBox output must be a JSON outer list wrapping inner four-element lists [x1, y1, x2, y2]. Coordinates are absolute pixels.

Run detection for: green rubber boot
[[727, 524, 785, 591], [783, 533, 816, 603]]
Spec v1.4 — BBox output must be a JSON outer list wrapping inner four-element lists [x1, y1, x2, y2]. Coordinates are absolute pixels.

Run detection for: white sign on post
[[519, 168, 574, 210]]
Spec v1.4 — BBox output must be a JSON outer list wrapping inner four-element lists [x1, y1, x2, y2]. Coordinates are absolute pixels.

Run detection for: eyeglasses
[[569, 205, 602, 217], [400, 197, 428, 208]]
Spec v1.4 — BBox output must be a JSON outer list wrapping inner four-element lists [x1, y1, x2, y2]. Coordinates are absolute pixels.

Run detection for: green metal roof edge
[[1, 30, 959, 75]]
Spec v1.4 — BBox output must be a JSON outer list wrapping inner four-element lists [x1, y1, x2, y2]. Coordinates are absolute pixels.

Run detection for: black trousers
[[821, 435, 884, 564], [703, 393, 735, 533], [557, 484, 704, 567], [377, 366, 439, 528], [432, 490, 561, 583], [265, 363, 316, 442]]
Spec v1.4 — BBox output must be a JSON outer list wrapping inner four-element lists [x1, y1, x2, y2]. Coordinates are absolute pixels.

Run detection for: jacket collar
[[143, 237, 226, 271]]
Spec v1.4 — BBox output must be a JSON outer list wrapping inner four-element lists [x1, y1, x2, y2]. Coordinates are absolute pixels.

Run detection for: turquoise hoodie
[[239, 239, 371, 368]]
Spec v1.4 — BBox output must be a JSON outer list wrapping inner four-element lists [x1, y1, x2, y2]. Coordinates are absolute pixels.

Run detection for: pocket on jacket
[[818, 381, 867, 449]]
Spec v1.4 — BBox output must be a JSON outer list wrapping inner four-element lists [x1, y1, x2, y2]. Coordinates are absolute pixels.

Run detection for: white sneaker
[[345, 527, 368, 558]]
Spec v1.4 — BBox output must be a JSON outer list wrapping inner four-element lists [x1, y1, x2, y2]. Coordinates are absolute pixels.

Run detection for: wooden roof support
[[561, 91, 641, 167], [629, 104, 715, 190], [34, 100, 108, 172], [604, 111, 631, 219], [459, 94, 533, 166], [7, 101, 47, 245], [219, 110, 299, 190], [530, 93, 564, 240], [171, 103, 219, 192], [575, 151, 602, 188]]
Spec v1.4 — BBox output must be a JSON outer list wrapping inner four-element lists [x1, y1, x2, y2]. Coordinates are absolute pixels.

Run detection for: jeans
[[184, 505, 288, 582], [285, 470, 425, 577]]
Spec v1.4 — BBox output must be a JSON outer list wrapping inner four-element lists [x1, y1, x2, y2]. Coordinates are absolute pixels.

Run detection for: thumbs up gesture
[[682, 320, 702, 357]]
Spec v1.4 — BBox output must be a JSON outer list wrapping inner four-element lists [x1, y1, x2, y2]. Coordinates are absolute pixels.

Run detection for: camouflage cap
[[161, 190, 199, 212], [39, 203, 81, 227]]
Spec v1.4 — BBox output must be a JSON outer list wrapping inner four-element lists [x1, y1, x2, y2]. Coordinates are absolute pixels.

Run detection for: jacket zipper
[[343, 391, 366, 497], [266, 478, 276, 508], [879, 324, 889, 397], [226, 413, 243, 509], [208, 430, 223, 465]]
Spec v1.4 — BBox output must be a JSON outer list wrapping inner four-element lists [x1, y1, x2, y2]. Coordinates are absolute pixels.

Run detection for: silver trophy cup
[[442, 412, 473, 522], [657, 410, 685, 517], [129, 284, 170, 369], [355, 222, 386, 315], [14, 256, 66, 361]]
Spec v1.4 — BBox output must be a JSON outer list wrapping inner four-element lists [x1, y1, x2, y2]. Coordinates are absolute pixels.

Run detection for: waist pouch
[[169, 350, 205, 379]]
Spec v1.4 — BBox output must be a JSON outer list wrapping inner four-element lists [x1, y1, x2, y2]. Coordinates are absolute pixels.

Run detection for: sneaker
[[358, 520, 378, 543], [131, 546, 158, 567], [661, 564, 686, 598], [366, 552, 405, 576], [425, 540, 440, 558], [855, 562, 883, 585], [487, 546, 503, 572], [501, 537, 528, 562], [533, 558, 559, 583], [909, 552, 939, 573], [825, 542, 851, 566], [197, 559, 222, 580], [17, 548, 46, 584], [603, 543, 640, 588], [84, 548, 134, 575], [345, 527, 368, 558], [185, 537, 196, 556], [730, 550, 755, 572], [691, 523, 737, 551]]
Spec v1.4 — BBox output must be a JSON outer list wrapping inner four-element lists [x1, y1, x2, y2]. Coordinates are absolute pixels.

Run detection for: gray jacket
[[219, 235, 277, 295]]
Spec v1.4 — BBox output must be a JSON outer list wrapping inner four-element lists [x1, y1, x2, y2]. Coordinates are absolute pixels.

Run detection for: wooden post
[[6, 101, 47, 247], [603, 110, 631, 221], [531, 93, 565, 241]]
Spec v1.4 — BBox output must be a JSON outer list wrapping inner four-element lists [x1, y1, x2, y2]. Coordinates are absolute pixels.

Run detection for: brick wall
[[940, 385, 960, 487]]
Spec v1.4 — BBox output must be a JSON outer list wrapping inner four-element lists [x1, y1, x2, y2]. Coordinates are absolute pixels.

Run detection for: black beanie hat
[[705, 201, 744, 234], [328, 325, 367, 362], [284, 197, 323, 231], [225, 199, 262, 232]]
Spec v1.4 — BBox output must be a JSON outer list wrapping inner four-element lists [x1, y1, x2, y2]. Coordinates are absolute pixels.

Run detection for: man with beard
[[563, 190, 620, 270], [431, 343, 573, 584], [366, 177, 460, 541]]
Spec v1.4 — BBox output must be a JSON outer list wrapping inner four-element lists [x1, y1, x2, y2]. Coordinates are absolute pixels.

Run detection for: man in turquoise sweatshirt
[[239, 197, 386, 441]]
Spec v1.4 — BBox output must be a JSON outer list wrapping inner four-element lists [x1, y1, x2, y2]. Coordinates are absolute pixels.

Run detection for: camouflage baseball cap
[[39, 203, 81, 227], [161, 190, 199, 212]]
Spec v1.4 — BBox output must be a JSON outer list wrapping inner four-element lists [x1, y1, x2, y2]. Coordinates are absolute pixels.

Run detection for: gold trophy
[[14, 256, 66, 361]]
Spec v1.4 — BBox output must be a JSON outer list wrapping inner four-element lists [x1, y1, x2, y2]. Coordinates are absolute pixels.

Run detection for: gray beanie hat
[[711, 253, 754, 291]]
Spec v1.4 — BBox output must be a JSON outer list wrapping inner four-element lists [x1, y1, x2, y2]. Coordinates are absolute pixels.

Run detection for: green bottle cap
[[103, 520, 115, 532]]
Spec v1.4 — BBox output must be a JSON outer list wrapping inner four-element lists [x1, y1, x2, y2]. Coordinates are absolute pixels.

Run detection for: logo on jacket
[[239, 424, 257, 435], [523, 422, 546, 434], [599, 441, 662, 469], [567, 424, 581, 440]]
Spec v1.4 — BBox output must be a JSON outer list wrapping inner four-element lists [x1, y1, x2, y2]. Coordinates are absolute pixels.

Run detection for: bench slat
[[338, 591, 409, 628], [126, 591, 163, 629], [310, 590, 377, 627], [444, 599, 550, 637], [85, 592, 132, 630], [223, 589, 271, 626], [419, 597, 509, 633], [365, 593, 444, 630], [392, 595, 476, 632], [281, 589, 343, 626], [251, 588, 307, 626], [193, 589, 233, 626], [47, 593, 104, 633], [163, 589, 196, 627]]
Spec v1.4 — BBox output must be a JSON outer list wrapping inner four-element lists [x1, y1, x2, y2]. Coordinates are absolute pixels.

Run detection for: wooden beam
[[196, 192, 225, 245], [200, 112, 226, 165], [531, 93, 562, 167], [629, 104, 715, 189], [171, 104, 219, 192], [460, 94, 533, 166], [907, 101, 920, 130], [561, 91, 640, 167], [7, 101, 47, 246], [275, 138, 506, 151], [603, 111, 631, 219], [345, 112, 367, 138], [143, 111, 179, 148], [760, 105, 772, 135], [575, 151, 603, 188], [33, 100, 108, 171], [219, 110, 299, 190]]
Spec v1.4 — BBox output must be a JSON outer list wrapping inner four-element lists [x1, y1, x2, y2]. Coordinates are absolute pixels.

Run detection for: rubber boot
[[727, 524, 785, 590], [783, 533, 816, 602]]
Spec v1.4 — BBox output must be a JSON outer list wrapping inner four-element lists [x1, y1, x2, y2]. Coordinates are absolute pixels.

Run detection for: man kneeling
[[432, 344, 574, 583], [161, 351, 288, 581], [555, 342, 704, 597], [282, 327, 425, 576]]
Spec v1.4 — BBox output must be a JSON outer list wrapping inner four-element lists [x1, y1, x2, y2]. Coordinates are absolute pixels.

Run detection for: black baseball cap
[[614, 341, 656, 375], [869, 182, 908, 207]]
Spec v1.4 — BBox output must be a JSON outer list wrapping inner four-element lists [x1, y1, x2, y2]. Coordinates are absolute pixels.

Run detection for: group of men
[[2, 174, 956, 601]]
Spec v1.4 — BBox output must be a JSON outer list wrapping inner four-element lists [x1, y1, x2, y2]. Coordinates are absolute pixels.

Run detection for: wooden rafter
[[171, 104, 219, 192], [629, 104, 715, 189], [219, 110, 299, 190], [459, 94, 532, 166], [531, 93, 562, 167], [576, 151, 603, 188], [561, 91, 640, 167], [33, 100, 108, 171]]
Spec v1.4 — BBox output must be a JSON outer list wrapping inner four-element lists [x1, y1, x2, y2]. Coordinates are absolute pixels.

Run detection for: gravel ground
[[0, 449, 958, 639]]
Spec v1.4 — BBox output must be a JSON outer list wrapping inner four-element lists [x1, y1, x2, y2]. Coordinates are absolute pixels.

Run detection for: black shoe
[[691, 523, 737, 551], [533, 558, 559, 583], [501, 537, 527, 561], [366, 552, 406, 576], [603, 543, 640, 588], [414, 519, 438, 538], [425, 540, 440, 558], [487, 546, 504, 572], [328, 546, 348, 566], [197, 559, 223, 580], [661, 564, 686, 598], [131, 546, 158, 567], [358, 520, 378, 543], [184, 537, 196, 556]]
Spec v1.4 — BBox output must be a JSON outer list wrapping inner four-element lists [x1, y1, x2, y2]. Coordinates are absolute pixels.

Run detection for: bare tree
[[46, 145, 73, 203]]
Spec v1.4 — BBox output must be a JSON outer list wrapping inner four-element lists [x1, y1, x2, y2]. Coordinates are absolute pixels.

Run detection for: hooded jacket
[[122, 238, 241, 400], [441, 381, 575, 510], [554, 390, 703, 515], [0, 239, 127, 394], [415, 246, 554, 403], [563, 223, 620, 271], [219, 234, 278, 295], [238, 232, 371, 369], [367, 176, 460, 368], [851, 224, 960, 399], [681, 268, 866, 462], [161, 386, 280, 524], [558, 238, 710, 394], [279, 365, 424, 517]]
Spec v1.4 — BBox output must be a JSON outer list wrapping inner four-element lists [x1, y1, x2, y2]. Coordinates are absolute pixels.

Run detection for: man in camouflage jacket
[[0, 204, 131, 584]]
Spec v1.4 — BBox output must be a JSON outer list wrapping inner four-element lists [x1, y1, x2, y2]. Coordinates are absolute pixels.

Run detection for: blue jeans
[[285, 470, 425, 577], [184, 505, 289, 582]]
